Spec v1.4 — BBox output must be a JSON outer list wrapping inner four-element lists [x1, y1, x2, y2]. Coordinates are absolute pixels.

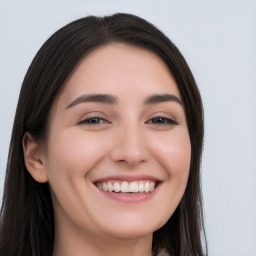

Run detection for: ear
[[22, 132, 48, 183]]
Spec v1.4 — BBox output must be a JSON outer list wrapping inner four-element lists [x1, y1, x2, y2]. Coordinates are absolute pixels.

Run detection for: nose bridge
[[110, 118, 149, 165]]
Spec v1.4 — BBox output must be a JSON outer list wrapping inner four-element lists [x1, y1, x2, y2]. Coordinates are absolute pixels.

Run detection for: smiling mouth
[[95, 180, 158, 194]]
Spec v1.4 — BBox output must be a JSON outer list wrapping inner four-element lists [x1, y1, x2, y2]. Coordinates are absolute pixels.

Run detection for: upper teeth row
[[96, 181, 155, 193]]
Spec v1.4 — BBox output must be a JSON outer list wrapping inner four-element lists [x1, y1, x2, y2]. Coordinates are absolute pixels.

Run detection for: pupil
[[90, 118, 98, 123], [156, 117, 164, 123]]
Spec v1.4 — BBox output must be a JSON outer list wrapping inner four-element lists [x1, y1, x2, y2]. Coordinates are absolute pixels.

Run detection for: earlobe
[[22, 132, 49, 183]]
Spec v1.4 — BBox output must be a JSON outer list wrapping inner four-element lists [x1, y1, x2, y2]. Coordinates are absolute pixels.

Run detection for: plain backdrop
[[0, 1, 255, 255]]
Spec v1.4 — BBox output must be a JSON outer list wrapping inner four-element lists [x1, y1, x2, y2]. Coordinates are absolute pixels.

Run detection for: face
[[42, 43, 191, 240]]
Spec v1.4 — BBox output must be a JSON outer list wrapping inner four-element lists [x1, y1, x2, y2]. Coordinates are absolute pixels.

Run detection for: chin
[[105, 227, 155, 240], [97, 215, 167, 240]]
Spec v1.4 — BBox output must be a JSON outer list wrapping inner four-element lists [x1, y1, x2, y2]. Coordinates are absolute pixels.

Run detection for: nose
[[110, 125, 150, 166]]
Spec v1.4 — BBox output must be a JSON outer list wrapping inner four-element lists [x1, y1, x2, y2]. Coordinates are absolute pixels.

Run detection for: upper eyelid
[[146, 111, 177, 121], [78, 111, 109, 120]]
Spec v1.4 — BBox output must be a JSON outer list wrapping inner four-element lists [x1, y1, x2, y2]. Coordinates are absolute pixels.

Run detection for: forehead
[[59, 43, 181, 107]]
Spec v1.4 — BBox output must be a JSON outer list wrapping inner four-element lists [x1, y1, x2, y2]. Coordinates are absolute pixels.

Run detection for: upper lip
[[94, 174, 163, 183]]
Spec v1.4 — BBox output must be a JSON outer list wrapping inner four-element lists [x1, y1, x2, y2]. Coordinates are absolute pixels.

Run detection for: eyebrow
[[66, 93, 183, 109], [144, 94, 183, 105], [66, 94, 118, 108]]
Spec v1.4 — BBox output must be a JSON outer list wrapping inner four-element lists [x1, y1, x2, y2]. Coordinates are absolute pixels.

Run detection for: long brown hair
[[0, 13, 206, 256]]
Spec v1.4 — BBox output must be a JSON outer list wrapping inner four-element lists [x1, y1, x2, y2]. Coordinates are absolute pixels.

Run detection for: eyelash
[[78, 117, 110, 125], [146, 117, 178, 126], [78, 116, 178, 126]]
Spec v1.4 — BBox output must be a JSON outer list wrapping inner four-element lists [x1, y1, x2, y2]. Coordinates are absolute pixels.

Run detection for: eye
[[146, 116, 178, 126], [78, 117, 111, 125]]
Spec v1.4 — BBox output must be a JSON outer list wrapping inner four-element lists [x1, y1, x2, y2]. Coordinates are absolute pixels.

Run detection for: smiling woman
[[0, 13, 206, 256]]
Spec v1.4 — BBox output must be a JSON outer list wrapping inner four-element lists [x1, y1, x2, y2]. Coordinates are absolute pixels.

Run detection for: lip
[[94, 174, 161, 183], [93, 175, 162, 203]]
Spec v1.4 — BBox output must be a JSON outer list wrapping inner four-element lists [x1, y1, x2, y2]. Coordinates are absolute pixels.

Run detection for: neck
[[53, 232, 153, 256]]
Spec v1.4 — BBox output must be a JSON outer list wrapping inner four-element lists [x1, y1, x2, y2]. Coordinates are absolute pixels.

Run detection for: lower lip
[[96, 185, 160, 203]]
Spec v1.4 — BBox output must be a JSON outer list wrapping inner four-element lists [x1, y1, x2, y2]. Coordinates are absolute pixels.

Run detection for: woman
[[0, 13, 206, 256]]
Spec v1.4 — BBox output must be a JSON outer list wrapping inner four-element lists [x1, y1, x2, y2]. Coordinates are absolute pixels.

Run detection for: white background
[[0, 1, 255, 255]]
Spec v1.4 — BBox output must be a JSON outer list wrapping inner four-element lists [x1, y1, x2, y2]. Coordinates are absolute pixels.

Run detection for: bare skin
[[23, 43, 190, 256]]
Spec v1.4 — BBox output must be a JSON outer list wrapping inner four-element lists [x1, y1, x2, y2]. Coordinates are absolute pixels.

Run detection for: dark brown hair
[[0, 13, 206, 256]]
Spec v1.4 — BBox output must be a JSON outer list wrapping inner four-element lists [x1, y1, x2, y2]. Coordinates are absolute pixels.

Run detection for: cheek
[[44, 129, 112, 225], [149, 129, 191, 224], [46, 129, 107, 178], [151, 129, 191, 178]]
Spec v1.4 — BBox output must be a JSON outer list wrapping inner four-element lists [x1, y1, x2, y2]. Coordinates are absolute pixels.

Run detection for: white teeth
[[138, 182, 144, 193], [98, 181, 156, 193], [129, 182, 139, 193], [103, 183, 108, 192], [120, 181, 129, 192], [113, 182, 121, 192], [107, 182, 113, 192], [145, 183, 150, 193], [149, 182, 155, 192]]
